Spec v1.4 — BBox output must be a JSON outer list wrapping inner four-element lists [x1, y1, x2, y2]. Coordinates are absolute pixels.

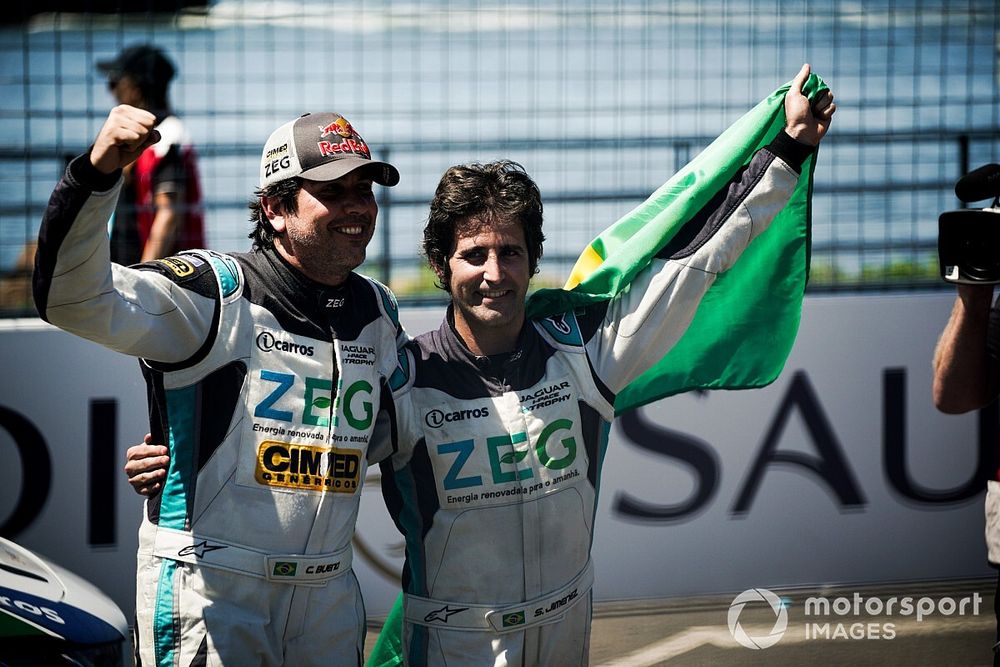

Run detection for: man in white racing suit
[[33, 106, 405, 666], [371, 63, 835, 666]]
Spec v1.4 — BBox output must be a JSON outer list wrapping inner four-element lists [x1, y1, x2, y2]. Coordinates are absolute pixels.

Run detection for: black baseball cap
[[97, 44, 175, 87]]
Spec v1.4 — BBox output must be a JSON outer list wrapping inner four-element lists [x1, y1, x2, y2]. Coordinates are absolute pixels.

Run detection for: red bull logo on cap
[[317, 138, 371, 159], [315, 114, 371, 159], [319, 117, 356, 139]]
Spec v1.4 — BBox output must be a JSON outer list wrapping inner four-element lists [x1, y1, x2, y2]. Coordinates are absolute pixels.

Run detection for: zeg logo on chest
[[434, 419, 584, 507], [253, 371, 375, 431]]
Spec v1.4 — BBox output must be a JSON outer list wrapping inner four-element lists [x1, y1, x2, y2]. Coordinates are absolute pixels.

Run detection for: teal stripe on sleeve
[[159, 385, 197, 529], [208, 254, 240, 297], [154, 559, 179, 667]]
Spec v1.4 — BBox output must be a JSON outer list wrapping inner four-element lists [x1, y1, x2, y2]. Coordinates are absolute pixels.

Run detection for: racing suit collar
[[260, 245, 353, 324], [443, 305, 533, 377], [265, 244, 346, 292]]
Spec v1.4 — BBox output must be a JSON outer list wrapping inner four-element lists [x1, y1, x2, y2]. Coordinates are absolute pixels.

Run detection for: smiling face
[[444, 218, 532, 356], [264, 171, 377, 285]]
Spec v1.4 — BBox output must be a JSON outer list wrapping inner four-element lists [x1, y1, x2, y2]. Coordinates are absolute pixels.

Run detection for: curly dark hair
[[423, 160, 544, 292], [247, 177, 302, 251]]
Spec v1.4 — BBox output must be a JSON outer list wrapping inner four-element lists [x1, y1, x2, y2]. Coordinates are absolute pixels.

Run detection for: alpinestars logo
[[177, 541, 227, 559], [423, 605, 468, 623], [728, 588, 789, 649], [546, 314, 572, 336]]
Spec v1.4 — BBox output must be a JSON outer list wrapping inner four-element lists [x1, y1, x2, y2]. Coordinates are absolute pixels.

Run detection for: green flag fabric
[[526, 72, 827, 415], [366, 592, 405, 667], [365, 74, 827, 667]]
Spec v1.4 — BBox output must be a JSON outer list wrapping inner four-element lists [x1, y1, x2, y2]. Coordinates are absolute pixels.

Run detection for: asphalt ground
[[364, 578, 997, 666]]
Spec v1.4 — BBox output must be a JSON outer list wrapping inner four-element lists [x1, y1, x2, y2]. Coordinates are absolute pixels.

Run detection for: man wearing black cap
[[32, 104, 405, 666], [98, 44, 205, 264]]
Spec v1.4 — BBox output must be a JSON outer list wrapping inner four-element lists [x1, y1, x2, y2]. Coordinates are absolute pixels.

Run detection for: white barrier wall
[[0, 293, 992, 619]]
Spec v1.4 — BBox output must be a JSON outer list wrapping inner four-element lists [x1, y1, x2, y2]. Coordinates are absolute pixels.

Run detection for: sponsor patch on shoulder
[[155, 256, 198, 278], [539, 312, 583, 346]]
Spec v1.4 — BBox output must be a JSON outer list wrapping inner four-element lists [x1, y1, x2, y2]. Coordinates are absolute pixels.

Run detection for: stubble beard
[[285, 225, 370, 285]]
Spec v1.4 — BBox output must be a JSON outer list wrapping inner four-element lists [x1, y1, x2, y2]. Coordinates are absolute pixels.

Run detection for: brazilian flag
[[366, 597, 405, 667], [526, 72, 828, 414], [366, 72, 828, 667]]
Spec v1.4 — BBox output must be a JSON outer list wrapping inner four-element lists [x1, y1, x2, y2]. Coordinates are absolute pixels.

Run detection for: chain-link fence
[[1, 0, 998, 315]]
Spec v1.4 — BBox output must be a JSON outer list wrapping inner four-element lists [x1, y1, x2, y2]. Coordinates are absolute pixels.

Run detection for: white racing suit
[[33, 155, 406, 666], [374, 132, 813, 666]]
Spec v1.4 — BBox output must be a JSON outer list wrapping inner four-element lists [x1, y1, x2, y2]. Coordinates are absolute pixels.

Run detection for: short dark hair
[[423, 160, 544, 291], [247, 177, 302, 251]]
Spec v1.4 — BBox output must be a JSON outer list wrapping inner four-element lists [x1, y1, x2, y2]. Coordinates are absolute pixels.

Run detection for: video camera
[[939, 163, 1000, 284]]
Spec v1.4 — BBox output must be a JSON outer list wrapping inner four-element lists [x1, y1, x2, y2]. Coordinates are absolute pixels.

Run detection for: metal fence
[[1, 0, 998, 315]]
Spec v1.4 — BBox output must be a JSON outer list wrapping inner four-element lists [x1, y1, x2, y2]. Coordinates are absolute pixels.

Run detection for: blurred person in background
[[1, 44, 204, 312], [99, 43, 204, 264]]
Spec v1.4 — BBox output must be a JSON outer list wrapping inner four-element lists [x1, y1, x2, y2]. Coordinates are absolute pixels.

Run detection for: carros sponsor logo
[[728, 588, 788, 649], [256, 331, 315, 357], [255, 441, 361, 492], [425, 407, 490, 428]]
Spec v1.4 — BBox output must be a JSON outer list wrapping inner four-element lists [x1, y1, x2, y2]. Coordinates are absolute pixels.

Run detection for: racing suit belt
[[151, 525, 353, 585], [404, 560, 594, 633]]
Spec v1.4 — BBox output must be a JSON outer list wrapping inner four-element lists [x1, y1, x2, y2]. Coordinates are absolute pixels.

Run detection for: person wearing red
[[99, 43, 204, 264]]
